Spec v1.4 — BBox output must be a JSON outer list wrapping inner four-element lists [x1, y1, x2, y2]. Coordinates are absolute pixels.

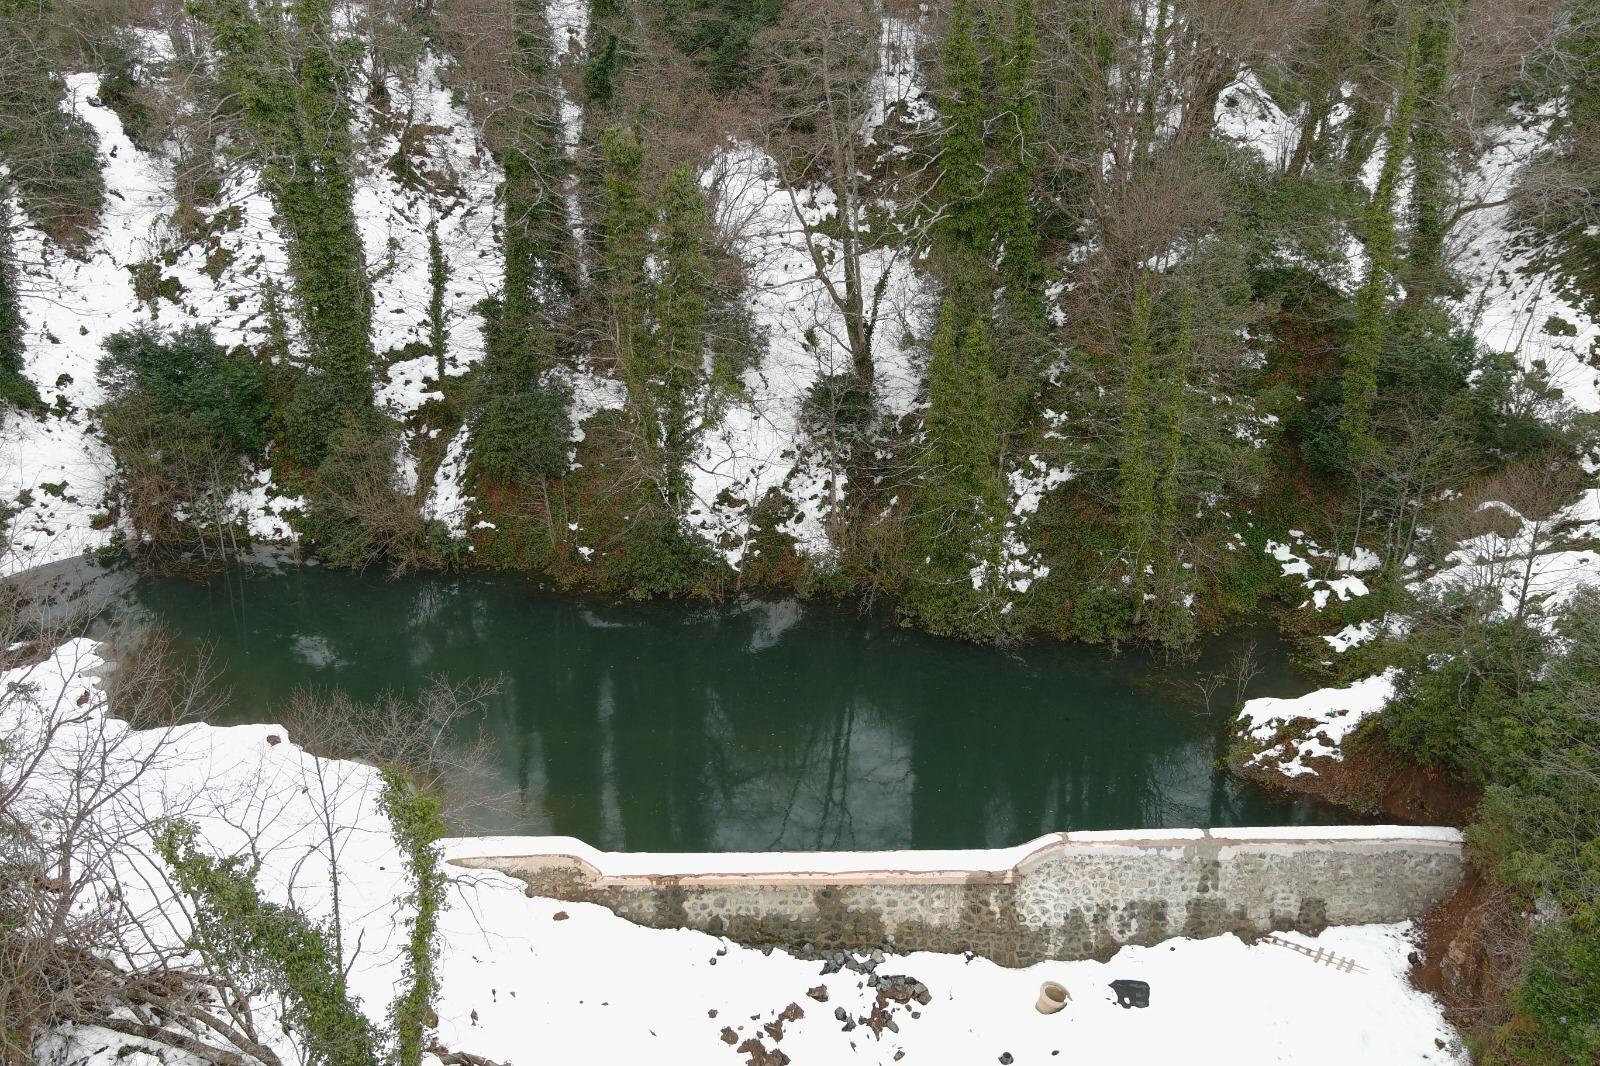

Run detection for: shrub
[[469, 384, 571, 486], [301, 411, 430, 573], [0, 198, 41, 414], [1381, 597, 1552, 781], [1501, 905, 1600, 1065], [606, 505, 717, 598], [98, 324, 269, 456], [95, 325, 269, 552], [1416, 587, 1600, 1064], [279, 372, 373, 470]]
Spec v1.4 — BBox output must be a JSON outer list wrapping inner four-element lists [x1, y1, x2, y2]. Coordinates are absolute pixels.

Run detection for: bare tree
[[748, 0, 935, 393], [0, 596, 277, 1062]]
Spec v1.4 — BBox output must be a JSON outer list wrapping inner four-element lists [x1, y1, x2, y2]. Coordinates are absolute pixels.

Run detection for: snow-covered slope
[[1, 43, 510, 575]]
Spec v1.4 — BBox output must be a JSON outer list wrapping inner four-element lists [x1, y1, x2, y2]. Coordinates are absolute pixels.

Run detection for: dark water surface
[[103, 563, 1349, 851]]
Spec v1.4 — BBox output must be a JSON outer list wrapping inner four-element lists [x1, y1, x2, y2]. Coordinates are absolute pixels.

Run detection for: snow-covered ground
[[1238, 670, 1400, 779], [7, 637, 1465, 1066], [688, 136, 931, 566]]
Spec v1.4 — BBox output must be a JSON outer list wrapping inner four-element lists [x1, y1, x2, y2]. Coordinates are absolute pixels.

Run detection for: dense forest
[[2, 0, 1599, 1062]]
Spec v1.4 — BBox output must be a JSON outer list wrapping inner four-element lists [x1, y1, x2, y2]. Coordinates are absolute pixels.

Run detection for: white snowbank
[[1238, 669, 1399, 778]]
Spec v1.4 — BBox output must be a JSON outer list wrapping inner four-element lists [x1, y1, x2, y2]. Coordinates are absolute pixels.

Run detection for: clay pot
[[1035, 981, 1070, 1015]]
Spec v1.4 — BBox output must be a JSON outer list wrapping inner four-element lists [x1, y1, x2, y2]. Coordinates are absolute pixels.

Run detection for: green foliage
[[660, 0, 783, 92], [900, 0, 1053, 639], [1339, 26, 1416, 468], [378, 768, 446, 1066], [902, 296, 1004, 639], [800, 371, 874, 455], [468, 15, 576, 491], [1292, 296, 1577, 485], [189, 0, 374, 452], [1504, 904, 1600, 1065], [992, 0, 1041, 316], [601, 125, 651, 351], [640, 163, 720, 500], [0, 5, 105, 245], [597, 129, 756, 517], [1117, 279, 1157, 609], [427, 221, 447, 383], [156, 821, 380, 1066], [583, 30, 622, 104], [301, 411, 429, 572], [1429, 586, 1600, 1063], [1383, 599, 1550, 781], [470, 362, 572, 485], [281, 372, 374, 469], [1404, 0, 1461, 301], [606, 503, 718, 598], [936, 0, 988, 260], [97, 324, 269, 456]]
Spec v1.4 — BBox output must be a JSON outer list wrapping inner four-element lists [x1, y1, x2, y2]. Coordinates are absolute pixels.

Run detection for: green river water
[[82, 562, 1350, 851]]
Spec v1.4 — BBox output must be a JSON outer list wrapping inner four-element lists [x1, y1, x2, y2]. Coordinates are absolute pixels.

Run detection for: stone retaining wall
[[451, 827, 1465, 966]]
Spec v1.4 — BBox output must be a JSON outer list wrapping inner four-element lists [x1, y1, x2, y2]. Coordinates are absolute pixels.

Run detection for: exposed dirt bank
[[1236, 726, 1481, 827]]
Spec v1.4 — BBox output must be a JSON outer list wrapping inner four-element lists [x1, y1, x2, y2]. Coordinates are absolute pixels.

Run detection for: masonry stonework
[[454, 829, 1464, 966]]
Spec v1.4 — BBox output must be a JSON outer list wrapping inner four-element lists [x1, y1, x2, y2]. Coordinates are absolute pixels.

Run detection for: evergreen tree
[[601, 124, 653, 394], [426, 220, 447, 384], [937, 0, 988, 261], [1117, 277, 1157, 616], [470, 3, 577, 489], [647, 166, 717, 505]]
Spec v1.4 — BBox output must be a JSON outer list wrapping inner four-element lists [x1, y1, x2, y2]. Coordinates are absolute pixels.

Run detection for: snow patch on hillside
[[1215, 72, 1297, 170], [0, 48, 526, 575], [688, 143, 930, 567], [1452, 112, 1600, 417], [863, 15, 935, 144], [424, 426, 474, 536], [359, 52, 504, 417], [4, 75, 180, 573], [1239, 670, 1399, 778]]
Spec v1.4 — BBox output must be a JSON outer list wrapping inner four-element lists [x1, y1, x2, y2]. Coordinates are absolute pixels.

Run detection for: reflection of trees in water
[[134, 573, 1316, 850]]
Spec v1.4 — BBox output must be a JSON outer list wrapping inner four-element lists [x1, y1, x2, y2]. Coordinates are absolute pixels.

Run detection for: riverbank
[[10, 638, 1468, 1066], [1228, 670, 1545, 1060]]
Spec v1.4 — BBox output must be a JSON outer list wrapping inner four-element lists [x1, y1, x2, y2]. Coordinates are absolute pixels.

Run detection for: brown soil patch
[[1410, 867, 1530, 1037], [1239, 727, 1481, 827]]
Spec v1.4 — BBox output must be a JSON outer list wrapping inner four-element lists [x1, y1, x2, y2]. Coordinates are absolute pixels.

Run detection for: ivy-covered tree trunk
[[1118, 276, 1156, 621], [648, 165, 718, 512], [189, 0, 376, 465], [1340, 22, 1418, 469], [156, 822, 380, 1066], [600, 123, 660, 487], [1147, 280, 1193, 645], [467, 1, 577, 492], [1404, 0, 1461, 303], [991, 0, 1045, 448], [426, 220, 447, 385], [379, 768, 447, 1066]]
